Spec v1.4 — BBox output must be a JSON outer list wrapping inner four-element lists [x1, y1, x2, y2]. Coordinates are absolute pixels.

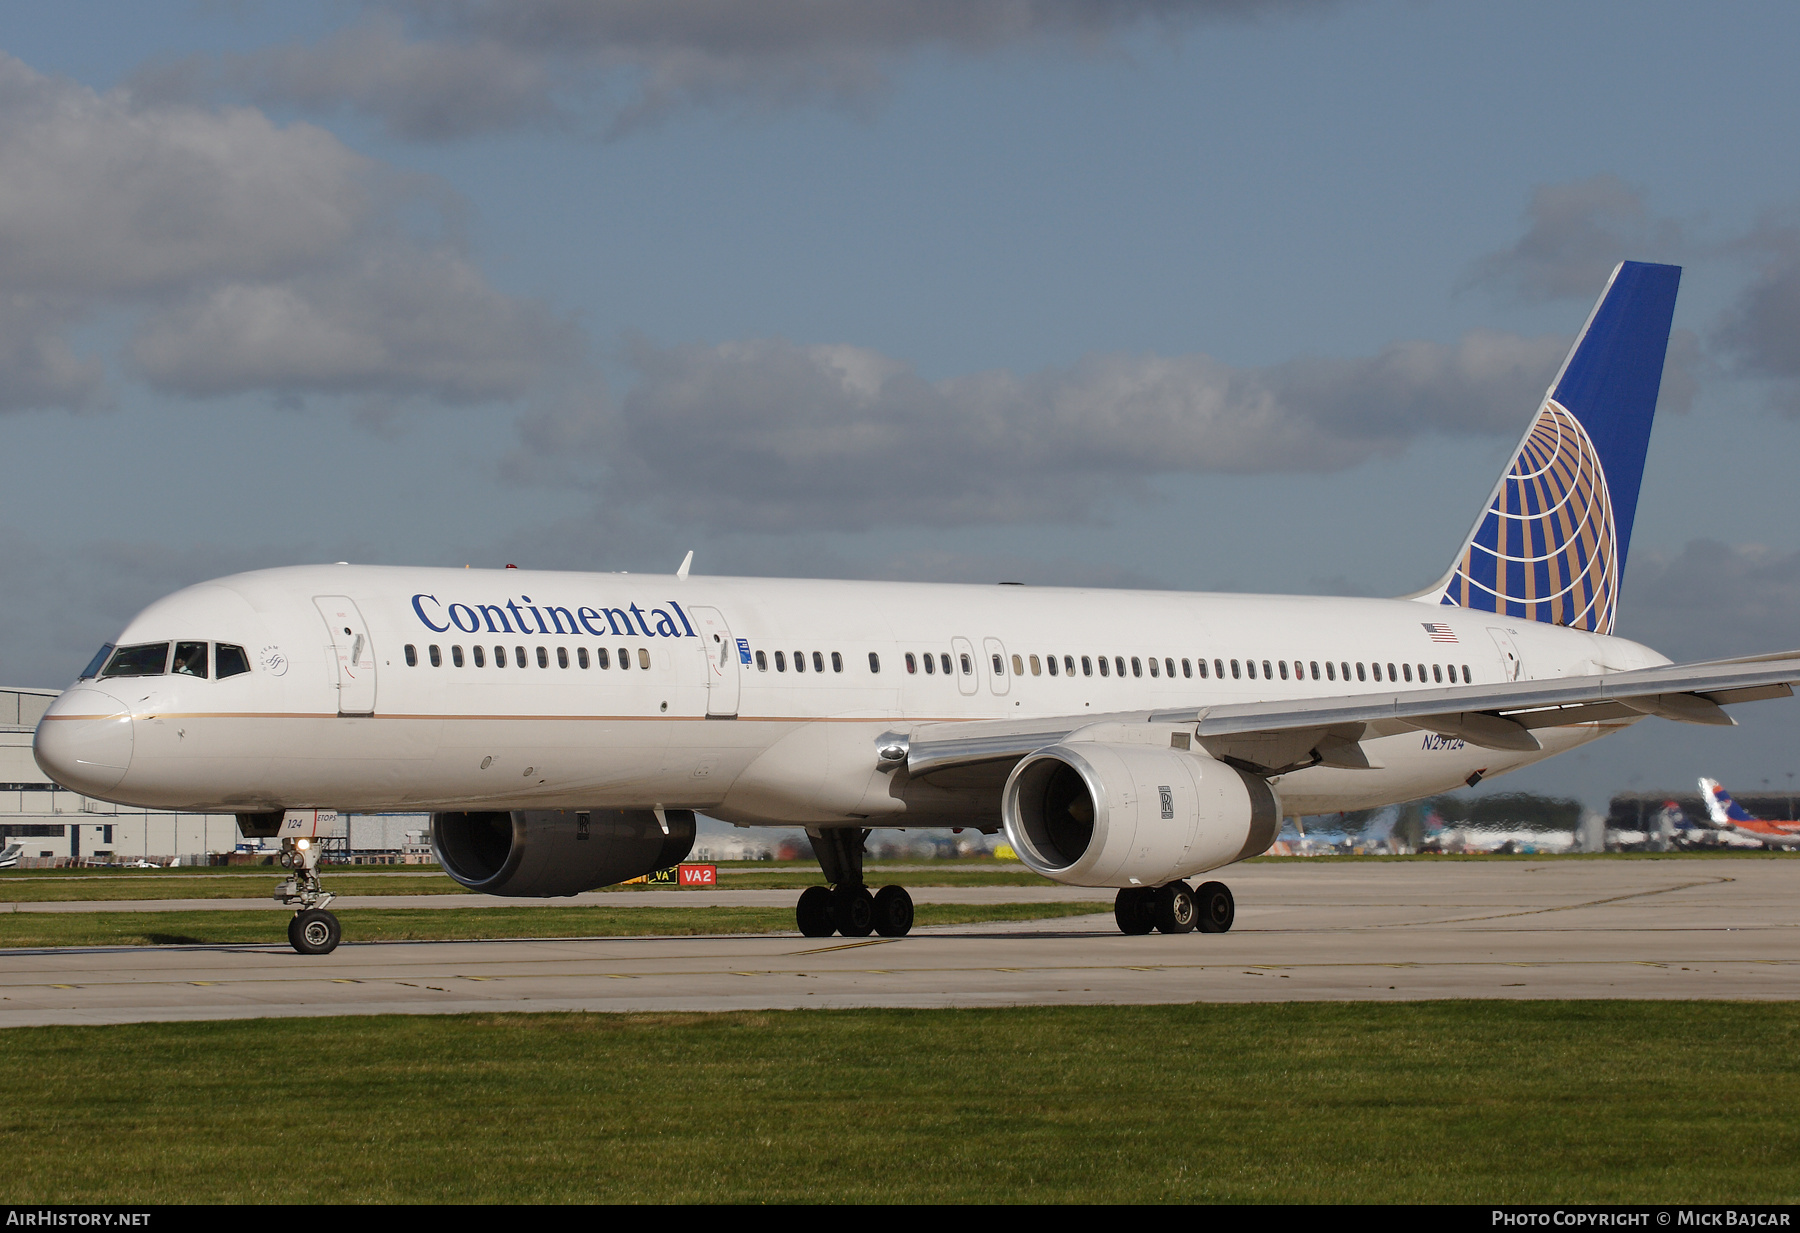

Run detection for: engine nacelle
[[432, 808, 696, 897], [1002, 743, 1278, 888]]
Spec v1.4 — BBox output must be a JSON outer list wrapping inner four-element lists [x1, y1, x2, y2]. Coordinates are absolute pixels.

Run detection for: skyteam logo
[[1442, 399, 1619, 635]]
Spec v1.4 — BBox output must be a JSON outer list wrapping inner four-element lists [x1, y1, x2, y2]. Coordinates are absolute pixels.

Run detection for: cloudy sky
[[3, 0, 1799, 808]]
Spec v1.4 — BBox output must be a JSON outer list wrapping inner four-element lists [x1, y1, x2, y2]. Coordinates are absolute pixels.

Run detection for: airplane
[[1696, 777, 1800, 847], [32, 261, 1800, 955]]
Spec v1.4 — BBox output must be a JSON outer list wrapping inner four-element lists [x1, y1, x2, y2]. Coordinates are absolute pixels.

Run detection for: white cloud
[[0, 51, 574, 412], [1465, 175, 1687, 304], [146, 0, 1330, 140], [519, 328, 1569, 532]]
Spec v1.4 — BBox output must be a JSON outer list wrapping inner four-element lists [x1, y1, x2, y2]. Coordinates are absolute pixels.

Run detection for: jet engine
[[432, 807, 696, 897], [1002, 743, 1278, 888]]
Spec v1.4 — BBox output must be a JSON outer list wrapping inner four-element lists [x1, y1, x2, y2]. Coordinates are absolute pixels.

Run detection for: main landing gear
[[275, 836, 342, 955], [1113, 880, 1235, 936], [795, 828, 914, 939]]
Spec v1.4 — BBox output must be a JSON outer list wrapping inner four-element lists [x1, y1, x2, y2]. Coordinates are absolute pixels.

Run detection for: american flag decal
[[1422, 622, 1459, 643]]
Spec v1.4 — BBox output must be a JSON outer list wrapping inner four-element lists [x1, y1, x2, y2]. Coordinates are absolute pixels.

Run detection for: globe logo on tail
[[1442, 400, 1618, 635]]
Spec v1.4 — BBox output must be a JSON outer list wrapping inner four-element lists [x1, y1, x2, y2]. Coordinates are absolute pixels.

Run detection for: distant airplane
[[1696, 778, 1800, 847], [32, 261, 1800, 955]]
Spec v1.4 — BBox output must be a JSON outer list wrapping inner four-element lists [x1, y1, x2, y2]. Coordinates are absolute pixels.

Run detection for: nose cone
[[34, 687, 133, 794]]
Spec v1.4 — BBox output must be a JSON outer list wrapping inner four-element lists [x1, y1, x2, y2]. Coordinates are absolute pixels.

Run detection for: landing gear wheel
[[832, 885, 876, 937], [1194, 881, 1235, 933], [796, 885, 836, 937], [1113, 888, 1156, 935], [1153, 882, 1197, 934], [873, 885, 914, 937], [290, 908, 341, 955]]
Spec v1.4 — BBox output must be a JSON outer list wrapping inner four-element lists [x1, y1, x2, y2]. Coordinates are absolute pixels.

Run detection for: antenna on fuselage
[[676, 550, 693, 581]]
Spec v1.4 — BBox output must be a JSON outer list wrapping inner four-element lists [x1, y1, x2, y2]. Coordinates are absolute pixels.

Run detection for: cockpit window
[[102, 642, 170, 678], [79, 644, 115, 681], [173, 641, 208, 679], [216, 644, 251, 679]]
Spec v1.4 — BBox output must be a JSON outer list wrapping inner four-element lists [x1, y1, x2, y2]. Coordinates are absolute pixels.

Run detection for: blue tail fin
[[1424, 261, 1680, 635]]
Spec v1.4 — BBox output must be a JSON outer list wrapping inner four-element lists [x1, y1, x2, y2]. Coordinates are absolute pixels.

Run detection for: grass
[[0, 1001, 1793, 1203], [0, 901, 1108, 948]]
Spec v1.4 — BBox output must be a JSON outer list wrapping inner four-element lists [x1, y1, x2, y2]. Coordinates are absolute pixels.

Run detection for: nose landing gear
[[275, 837, 341, 954]]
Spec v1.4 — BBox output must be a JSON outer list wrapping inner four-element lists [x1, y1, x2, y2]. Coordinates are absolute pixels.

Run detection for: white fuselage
[[35, 564, 1668, 826]]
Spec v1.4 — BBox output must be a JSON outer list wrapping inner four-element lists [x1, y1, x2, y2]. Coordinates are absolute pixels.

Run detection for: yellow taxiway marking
[[787, 938, 898, 956]]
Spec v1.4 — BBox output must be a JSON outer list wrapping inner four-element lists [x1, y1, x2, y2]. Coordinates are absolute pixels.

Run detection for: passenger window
[[1098, 656, 1110, 678], [752, 650, 763, 671], [533, 647, 546, 669], [105, 642, 170, 678], [1045, 655, 1057, 677], [1262, 660, 1272, 680], [1197, 659, 1208, 679], [517, 646, 528, 668], [1370, 663, 1381, 682], [867, 652, 879, 673], [1231, 659, 1241, 679], [429, 645, 442, 668], [1387, 662, 1397, 682], [941, 653, 953, 675], [594, 647, 608, 669], [1113, 656, 1124, 677], [1325, 661, 1335, 681], [832, 652, 843, 673], [1246, 660, 1256, 680], [776, 651, 787, 673], [1015, 654, 1027, 676], [1402, 663, 1412, 682], [1065, 655, 1076, 676], [1214, 659, 1224, 678], [1310, 661, 1320, 680], [1341, 662, 1351, 680], [1165, 658, 1175, 678], [452, 646, 465, 668], [1081, 656, 1093, 677], [923, 653, 934, 675], [473, 645, 486, 668], [578, 647, 589, 669], [557, 647, 569, 669], [1433, 664, 1443, 683], [962, 653, 974, 675], [998, 654, 1010, 675], [215, 644, 251, 679], [494, 646, 506, 668], [173, 641, 208, 678], [405, 644, 418, 667], [793, 651, 805, 674], [618, 647, 630, 670], [1356, 663, 1366, 681], [1278, 661, 1288, 680], [905, 653, 917, 674], [1462, 665, 1471, 683], [814, 651, 825, 673], [638, 648, 650, 670], [1146, 658, 1157, 678]]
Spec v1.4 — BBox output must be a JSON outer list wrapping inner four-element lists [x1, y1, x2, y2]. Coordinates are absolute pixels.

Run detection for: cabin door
[[314, 596, 377, 715], [1487, 627, 1523, 682], [686, 605, 741, 718]]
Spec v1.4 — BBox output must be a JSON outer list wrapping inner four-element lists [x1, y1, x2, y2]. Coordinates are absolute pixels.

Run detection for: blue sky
[[3, 0, 1799, 807]]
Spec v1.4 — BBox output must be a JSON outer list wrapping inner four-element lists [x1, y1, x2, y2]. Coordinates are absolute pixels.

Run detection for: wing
[[897, 650, 1800, 785]]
